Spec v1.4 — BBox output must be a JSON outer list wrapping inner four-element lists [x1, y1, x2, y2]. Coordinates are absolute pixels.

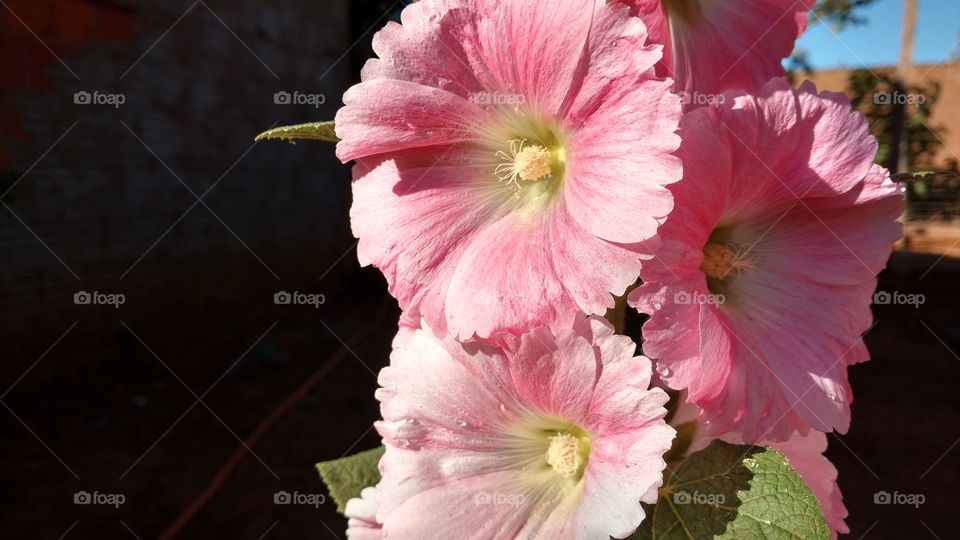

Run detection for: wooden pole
[[897, 0, 919, 243], [896, 0, 918, 176]]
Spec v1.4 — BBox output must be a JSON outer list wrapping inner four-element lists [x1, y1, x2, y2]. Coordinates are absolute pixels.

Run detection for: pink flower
[[392, 308, 421, 349], [336, 0, 681, 340], [617, 0, 813, 97], [374, 315, 674, 538], [344, 486, 383, 540], [630, 78, 904, 442], [672, 397, 849, 538]]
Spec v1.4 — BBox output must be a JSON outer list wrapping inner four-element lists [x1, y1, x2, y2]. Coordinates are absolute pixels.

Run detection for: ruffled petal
[[377, 317, 672, 538], [337, 80, 489, 161], [634, 79, 903, 442], [564, 78, 681, 244], [576, 425, 674, 538], [621, 0, 814, 95], [345, 486, 383, 540]]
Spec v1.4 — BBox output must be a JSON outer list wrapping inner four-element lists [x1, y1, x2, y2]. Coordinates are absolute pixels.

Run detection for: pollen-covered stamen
[[494, 139, 554, 187], [700, 243, 756, 280], [545, 432, 585, 479]]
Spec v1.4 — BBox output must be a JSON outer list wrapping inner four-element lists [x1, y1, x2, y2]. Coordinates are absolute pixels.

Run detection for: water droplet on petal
[[455, 418, 468, 428], [658, 366, 672, 378], [653, 302, 663, 310]]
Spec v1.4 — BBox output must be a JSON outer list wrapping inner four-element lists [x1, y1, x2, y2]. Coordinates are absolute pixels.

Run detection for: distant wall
[[798, 62, 960, 169], [0, 0, 355, 316]]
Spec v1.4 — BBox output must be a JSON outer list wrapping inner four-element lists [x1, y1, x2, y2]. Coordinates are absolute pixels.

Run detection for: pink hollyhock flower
[[671, 397, 849, 538], [344, 486, 383, 540], [336, 0, 681, 340], [617, 0, 813, 97], [374, 315, 674, 538], [630, 78, 904, 442], [392, 308, 421, 349]]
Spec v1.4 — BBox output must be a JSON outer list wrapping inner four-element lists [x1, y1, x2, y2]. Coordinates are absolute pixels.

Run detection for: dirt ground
[[902, 222, 960, 259], [1, 243, 958, 539]]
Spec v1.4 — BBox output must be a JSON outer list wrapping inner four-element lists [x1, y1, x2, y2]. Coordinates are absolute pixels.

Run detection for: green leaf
[[315, 446, 384, 513], [632, 440, 829, 540], [255, 121, 339, 143]]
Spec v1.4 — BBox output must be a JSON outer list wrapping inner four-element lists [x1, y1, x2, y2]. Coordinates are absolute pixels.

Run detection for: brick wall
[[799, 62, 960, 169], [0, 0, 355, 319]]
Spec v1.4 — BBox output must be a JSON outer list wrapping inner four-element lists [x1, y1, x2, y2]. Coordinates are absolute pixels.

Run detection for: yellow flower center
[[514, 144, 553, 182], [545, 431, 588, 480], [700, 243, 755, 280], [494, 139, 556, 186]]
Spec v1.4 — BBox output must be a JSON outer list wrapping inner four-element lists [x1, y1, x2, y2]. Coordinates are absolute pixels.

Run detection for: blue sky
[[795, 0, 959, 68]]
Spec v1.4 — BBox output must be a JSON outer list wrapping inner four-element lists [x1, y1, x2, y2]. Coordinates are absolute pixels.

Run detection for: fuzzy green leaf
[[315, 446, 384, 513], [255, 121, 339, 143], [632, 440, 829, 540]]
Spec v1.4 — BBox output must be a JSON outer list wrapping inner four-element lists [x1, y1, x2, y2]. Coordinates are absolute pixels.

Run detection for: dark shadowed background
[[1, 1, 957, 538]]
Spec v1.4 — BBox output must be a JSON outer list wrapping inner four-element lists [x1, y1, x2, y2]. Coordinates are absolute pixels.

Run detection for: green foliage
[[255, 121, 339, 143], [316, 446, 385, 513], [846, 69, 944, 172], [632, 441, 829, 540], [812, 0, 880, 30], [321, 441, 829, 539]]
